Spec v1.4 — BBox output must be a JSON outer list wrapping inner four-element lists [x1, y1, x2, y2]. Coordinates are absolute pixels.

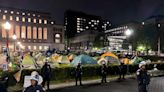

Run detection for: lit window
[[22, 12, 25, 15], [4, 10, 7, 13], [33, 46, 37, 50], [51, 22, 54, 24], [15, 25, 20, 39], [107, 22, 109, 24], [33, 27, 37, 39], [55, 39, 60, 43], [9, 25, 14, 38], [39, 46, 42, 50], [33, 14, 36, 16], [38, 27, 42, 39], [86, 26, 89, 29], [28, 13, 30, 16], [22, 17, 25, 22], [38, 15, 40, 17], [77, 18, 80, 20], [33, 19, 37, 23], [16, 17, 19, 21], [11, 11, 14, 14], [2, 28, 6, 38], [43, 28, 47, 40], [39, 19, 42, 24], [3, 15, 6, 20], [91, 25, 94, 27], [97, 20, 99, 22], [9, 16, 13, 20], [44, 20, 47, 24], [28, 18, 31, 22], [77, 31, 80, 33], [28, 46, 31, 50], [0, 10, 1, 12], [27, 26, 32, 39], [55, 34, 60, 38], [21, 26, 26, 38], [17, 12, 19, 14], [89, 22, 91, 24], [44, 46, 48, 50]]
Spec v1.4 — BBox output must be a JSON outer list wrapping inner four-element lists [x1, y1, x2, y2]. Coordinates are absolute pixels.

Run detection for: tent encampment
[[71, 54, 97, 66]]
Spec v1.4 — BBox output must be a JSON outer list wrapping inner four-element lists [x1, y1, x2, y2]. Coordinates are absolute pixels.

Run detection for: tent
[[120, 58, 132, 65], [57, 56, 70, 64], [71, 54, 97, 66], [97, 58, 108, 65], [51, 53, 60, 62], [131, 56, 144, 64], [101, 52, 118, 59], [22, 54, 37, 69], [68, 54, 77, 61]]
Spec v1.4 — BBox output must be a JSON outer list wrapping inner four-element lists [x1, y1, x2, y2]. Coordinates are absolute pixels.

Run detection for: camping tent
[[51, 53, 60, 62], [101, 52, 120, 65], [131, 56, 144, 64], [97, 58, 108, 65], [71, 54, 97, 66], [57, 56, 70, 64], [22, 54, 37, 69], [68, 54, 77, 61]]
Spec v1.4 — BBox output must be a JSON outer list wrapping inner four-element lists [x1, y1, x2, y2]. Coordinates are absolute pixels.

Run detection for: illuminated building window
[[22, 12, 25, 15], [44, 20, 47, 24], [2, 28, 6, 38], [4, 10, 7, 13], [16, 17, 19, 21], [55, 34, 60, 38], [33, 14, 35, 17], [43, 28, 47, 40], [21, 26, 26, 38], [28, 46, 31, 50], [33, 46, 37, 50], [22, 17, 25, 22], [39, 46, 42, 50], [44, 46, 48, 50], [51, 22, 54, 24], [27, 26, 32, 39], [38, 27, 42, 39], [3, 15, 6, 20], [39, 19, 42, 24], [9, 16, 13, 20], [11, 11, 14, 14], [28, 13, 30, 16], [89, 22, 91, 24], [33, 27, 37, 39], [9, 25, 14, 38], [38, 15, 41, 17], [33, 19, 37, 23], [17, 12, 20, 14], [28, 18, 31, 22], [55, 39, 60, 43], [15, 25, 20, 39]]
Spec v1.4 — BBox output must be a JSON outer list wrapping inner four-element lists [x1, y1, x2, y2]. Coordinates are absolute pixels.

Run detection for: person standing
[[41, 60, 51, 90], [24, 71, 45, 92], [101, 62, 108, 83], [136, 61, 150, 92], [75, 63, 83, 86], [119, 62, 127, 80]]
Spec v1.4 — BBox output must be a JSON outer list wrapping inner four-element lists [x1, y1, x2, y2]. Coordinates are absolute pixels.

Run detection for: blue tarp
[[71, 54, 97, 66]]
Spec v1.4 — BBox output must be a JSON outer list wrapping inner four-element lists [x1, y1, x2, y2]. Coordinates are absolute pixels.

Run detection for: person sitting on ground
[[24, 71, 45, 92]]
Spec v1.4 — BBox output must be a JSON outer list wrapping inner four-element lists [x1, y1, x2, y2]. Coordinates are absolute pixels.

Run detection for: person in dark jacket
[[101, 62, 108, 83], [24, 73, 45, 92], [75, 63, 83, 86], [137, 61, 150, 92], [41, 60, 52, 90], [119, 62, 127, 80]]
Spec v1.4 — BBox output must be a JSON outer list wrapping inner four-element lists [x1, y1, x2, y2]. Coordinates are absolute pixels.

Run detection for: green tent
[[22, 54, 37, 69]]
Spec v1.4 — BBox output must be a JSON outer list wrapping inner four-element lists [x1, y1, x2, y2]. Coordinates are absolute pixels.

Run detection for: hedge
[[1, 63, 164, 86]]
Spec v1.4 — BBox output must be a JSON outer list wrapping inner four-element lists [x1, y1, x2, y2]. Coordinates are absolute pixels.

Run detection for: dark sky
[[0, 0, 164, 25]]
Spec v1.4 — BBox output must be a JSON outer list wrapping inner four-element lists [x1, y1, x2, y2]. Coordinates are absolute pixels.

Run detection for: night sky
[[0, 0, 164, 25]]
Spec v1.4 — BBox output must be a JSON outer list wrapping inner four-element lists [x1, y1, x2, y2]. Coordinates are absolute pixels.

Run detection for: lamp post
[[12, 34, 17, 52], [3, 21, 11, 62]]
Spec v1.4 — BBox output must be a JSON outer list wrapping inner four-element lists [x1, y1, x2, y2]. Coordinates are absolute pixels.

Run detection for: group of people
[[23, 60, 150, 92]]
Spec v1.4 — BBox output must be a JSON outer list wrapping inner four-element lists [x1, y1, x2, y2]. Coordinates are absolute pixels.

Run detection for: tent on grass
[[97, 58, 108, 65], [57, 56, 70, 64], [101, 52, 120, 65], [22, 54, 37, 69], [71, 54, 97, 66]]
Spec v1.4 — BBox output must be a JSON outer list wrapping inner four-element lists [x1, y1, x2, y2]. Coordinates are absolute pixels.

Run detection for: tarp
[[101, 52, 118, 59], [22, 54, 36, 69], [57, 56, 70, 64], [71, 54, 97, 66], [131, 57, 144, 64]]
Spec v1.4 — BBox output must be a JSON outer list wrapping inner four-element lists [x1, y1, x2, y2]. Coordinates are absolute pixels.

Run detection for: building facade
[[0, 7, 65, 52], [64, 10, 111, 49]]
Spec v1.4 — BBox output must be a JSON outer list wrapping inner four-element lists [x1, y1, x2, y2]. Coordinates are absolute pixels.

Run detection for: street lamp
[[12, 34, 17, 52], [3, 21, 11, 49], [125, 29, 133, 36]]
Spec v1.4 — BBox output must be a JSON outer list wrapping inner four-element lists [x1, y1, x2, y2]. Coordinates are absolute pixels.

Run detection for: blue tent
[[71, 54, 97, 66]]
